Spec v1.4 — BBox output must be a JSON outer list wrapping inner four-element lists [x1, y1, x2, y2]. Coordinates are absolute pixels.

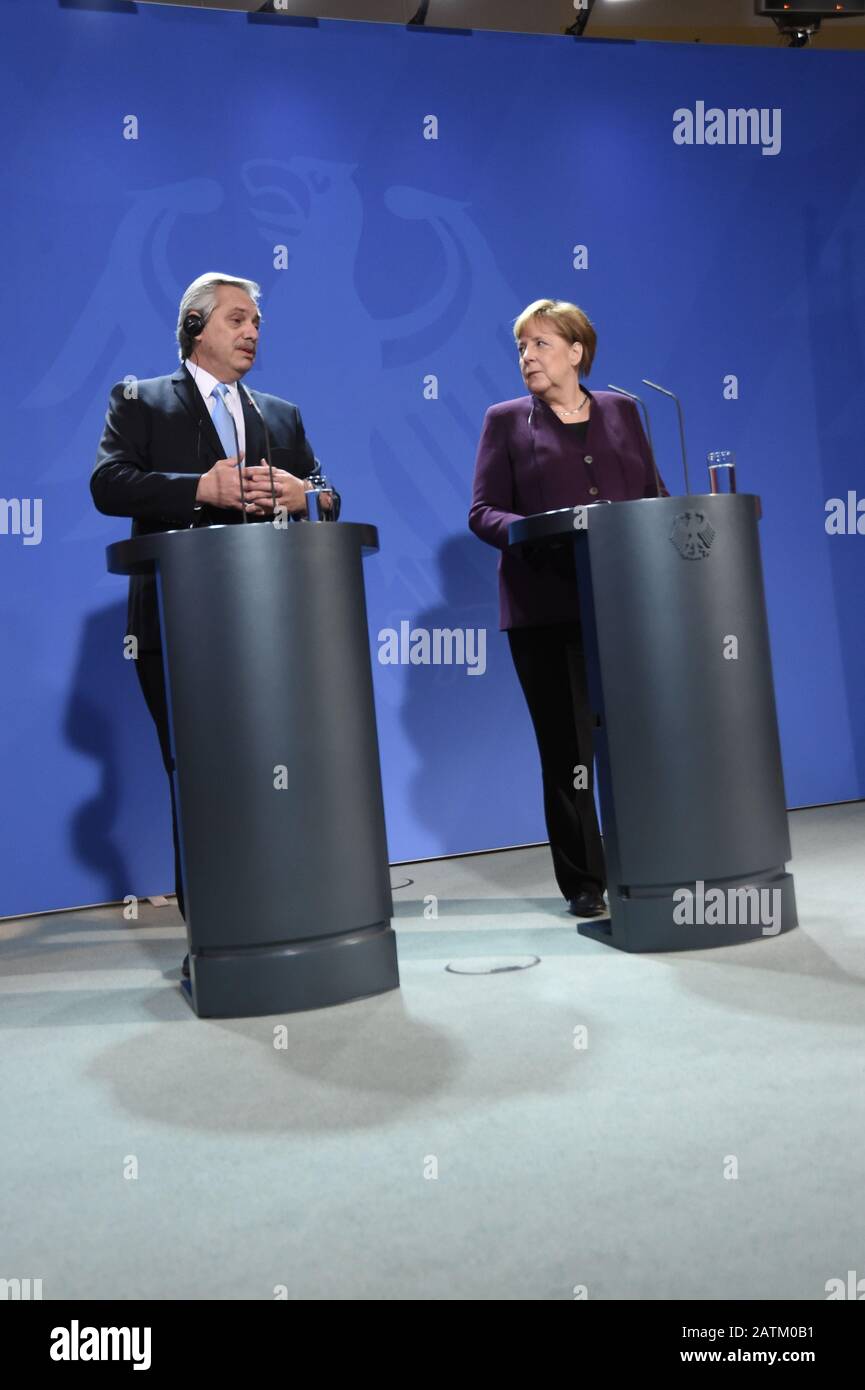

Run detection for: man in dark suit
[[91, 272, 337, 971]]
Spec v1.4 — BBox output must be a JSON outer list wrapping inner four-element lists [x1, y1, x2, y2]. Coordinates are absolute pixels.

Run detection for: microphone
[[642, 379, 690, 495], [188, 358, 210, 528], [242, 385, 278, 518], [607, 384, 663, 499]]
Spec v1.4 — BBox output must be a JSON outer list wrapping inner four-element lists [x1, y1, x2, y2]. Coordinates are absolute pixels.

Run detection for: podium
[[509, 495, 797, 952], [107, 521, 398, 1017]]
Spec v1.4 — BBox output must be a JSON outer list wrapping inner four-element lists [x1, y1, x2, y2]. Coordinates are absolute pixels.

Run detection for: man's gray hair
[[176, 272, 262, 360]]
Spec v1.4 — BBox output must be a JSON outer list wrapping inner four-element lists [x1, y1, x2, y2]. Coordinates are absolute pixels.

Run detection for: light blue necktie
[[211, 382, 238, 460]]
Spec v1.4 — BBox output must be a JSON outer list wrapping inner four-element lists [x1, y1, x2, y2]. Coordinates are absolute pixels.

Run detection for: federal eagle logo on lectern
[[670, 511, 716, 560]]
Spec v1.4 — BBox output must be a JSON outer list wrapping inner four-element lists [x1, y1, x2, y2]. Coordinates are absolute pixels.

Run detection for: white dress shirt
[[184, 359, 248, 463]]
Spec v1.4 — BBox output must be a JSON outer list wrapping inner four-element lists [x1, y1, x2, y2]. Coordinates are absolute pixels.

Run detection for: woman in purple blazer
[[469, 298, 668, 920]]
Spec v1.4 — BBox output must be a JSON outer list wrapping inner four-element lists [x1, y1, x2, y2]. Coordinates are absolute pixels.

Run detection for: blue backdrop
[[1, 0, 863, 917]]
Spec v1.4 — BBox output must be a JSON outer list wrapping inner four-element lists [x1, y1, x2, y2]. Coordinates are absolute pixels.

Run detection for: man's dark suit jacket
[[469, 388, 669, 630], [91, 365, 332, 651]]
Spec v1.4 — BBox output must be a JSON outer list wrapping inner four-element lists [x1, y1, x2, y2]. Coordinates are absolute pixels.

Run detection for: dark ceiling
[[135, 0, 865, 49]]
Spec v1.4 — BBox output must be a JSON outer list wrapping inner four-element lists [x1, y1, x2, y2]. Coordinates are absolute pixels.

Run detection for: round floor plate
[[445, 955, 541, 975]]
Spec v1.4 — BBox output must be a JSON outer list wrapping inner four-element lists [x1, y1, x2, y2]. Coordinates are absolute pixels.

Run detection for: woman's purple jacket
[[469, 388, 669, 630]]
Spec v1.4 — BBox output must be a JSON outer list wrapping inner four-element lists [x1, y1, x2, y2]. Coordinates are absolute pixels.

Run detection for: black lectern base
[[578, 872, 797, 953], [180, 923, 399, 1018]]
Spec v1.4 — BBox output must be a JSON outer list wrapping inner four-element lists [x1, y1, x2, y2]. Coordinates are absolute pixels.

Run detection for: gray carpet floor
[[1, 802, 863, 1301]]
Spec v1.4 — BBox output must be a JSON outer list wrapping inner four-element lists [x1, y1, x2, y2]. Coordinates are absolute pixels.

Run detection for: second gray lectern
[[108, 522, 398, 1017], [509, 495, 797, 952]]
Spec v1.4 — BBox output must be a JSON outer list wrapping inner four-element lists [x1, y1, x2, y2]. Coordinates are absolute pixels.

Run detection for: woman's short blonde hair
[[513, 298, 597, 378]]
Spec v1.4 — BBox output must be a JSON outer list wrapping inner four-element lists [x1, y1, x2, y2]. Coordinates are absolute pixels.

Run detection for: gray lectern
[[509, 495, 797, 952], [107, 522, 398, 1017]]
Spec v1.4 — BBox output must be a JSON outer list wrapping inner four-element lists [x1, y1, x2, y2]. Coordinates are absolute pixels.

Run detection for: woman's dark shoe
[[567, 890, 608, 919], [181, 954, 190, 979]]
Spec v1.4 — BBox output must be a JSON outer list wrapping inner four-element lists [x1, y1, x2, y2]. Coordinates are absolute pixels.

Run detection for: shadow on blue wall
[[65, 604, 172, 910]]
